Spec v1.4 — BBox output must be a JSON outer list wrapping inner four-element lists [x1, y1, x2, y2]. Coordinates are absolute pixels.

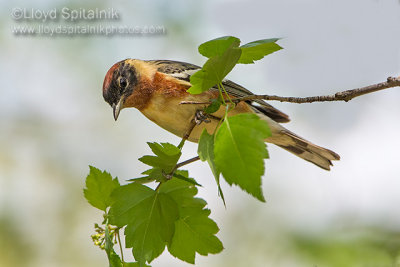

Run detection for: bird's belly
[[140, 92, 256, 142], [139, 93, 208, 142]]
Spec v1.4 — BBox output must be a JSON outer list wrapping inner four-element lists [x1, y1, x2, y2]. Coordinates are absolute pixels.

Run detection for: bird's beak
[[112, 96, 124, 121]]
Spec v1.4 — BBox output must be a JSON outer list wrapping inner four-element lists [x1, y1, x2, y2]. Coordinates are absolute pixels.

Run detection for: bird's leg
[[167, 110, 217, 181], [178, 109, 213, 149], [194, 110, 211, 124], [195, 110, 221, 124]]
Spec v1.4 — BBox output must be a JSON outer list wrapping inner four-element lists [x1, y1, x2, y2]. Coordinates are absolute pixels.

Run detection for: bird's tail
[[261, 116, 340, 170], [273, 130, 340, 170]]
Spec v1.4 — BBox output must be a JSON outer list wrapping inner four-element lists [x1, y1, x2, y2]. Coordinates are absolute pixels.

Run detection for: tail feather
[[259, 115, 340, 170], [272, 130, 340, 170]]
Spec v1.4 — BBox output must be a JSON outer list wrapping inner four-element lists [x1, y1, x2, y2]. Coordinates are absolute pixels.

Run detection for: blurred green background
[[1, 0, 400, 266]]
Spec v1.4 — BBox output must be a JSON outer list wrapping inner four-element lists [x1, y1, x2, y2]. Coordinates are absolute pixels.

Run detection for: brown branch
[[178, 118, 197, 149], [171, 110, 205, 178], [180, 76, 400, 105], [164, 156, 201, 180], [181, 101, 212, 105], [175, 156, 201, 169]]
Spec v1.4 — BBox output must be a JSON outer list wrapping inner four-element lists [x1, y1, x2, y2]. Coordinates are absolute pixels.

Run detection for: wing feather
[[148, 60, 290, 122]]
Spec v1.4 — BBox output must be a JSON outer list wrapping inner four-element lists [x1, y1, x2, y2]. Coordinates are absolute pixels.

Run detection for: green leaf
[[109, 175, 222, 265], [84, 166, 120, 211], [173, 170, 202, 187], [188, 42, 242, 94], [238, 38, 282, 64], [198, 130, 219, 179], [139, 142, 181, 173], [198, 36, 240, 58], [108, 183, 156, 227], [163, 179, 224, 263], [214, 114, 271, 201], [160, 179, 205, 210], [128, 168, 163, 184], [169, 211, 223, 263], [198, 130, 225, 205], [127, 176, 157, 184], [109, 183, 179, 265], [204, 98, 222, 114]]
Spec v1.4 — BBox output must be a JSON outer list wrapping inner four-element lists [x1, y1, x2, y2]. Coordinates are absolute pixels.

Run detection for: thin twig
[[176, 156, 201, 169], [180, 101, 212, 105], [178, 118, 197, 149], [180, 76, 400, 105], [172, 111, 203, 179], [167, 156, 201, 179]]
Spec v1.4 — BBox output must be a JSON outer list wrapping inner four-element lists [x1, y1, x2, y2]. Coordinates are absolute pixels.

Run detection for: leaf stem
[[155, 182, 163, 191], [116, 228, 125, 264], [220, 83, 234, 106], [217, 83, 227, 105]]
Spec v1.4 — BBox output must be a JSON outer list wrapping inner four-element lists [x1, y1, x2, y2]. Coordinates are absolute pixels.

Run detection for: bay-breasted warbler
[[103, 59, 340, 170]]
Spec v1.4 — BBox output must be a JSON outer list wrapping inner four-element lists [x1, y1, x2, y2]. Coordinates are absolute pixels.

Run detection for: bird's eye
[[119, 77, 128, 89]]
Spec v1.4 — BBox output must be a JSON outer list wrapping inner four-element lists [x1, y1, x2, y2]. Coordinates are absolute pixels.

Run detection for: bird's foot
[[194, 110, 211, 125]]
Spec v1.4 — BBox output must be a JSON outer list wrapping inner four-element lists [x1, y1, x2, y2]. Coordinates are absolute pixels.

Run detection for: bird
[[102, 59, 340, 170]]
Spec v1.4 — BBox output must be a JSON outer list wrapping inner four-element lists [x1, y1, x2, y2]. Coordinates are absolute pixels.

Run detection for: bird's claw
[[195, 110, 211, 125]]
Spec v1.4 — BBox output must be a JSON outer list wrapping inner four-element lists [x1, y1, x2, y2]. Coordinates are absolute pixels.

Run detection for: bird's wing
[[219, 79, 290, 123], [147, 60, 200, 82], [148, 60, 290, 123]]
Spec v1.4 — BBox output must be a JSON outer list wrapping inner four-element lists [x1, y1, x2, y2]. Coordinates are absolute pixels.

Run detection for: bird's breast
[[140, 92, 256, 142], [137, 71, 256, 142], [140, 91, 211, 141]]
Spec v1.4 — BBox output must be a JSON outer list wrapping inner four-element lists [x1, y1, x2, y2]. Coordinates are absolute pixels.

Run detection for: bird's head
[[103, 59, 138, 120]]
